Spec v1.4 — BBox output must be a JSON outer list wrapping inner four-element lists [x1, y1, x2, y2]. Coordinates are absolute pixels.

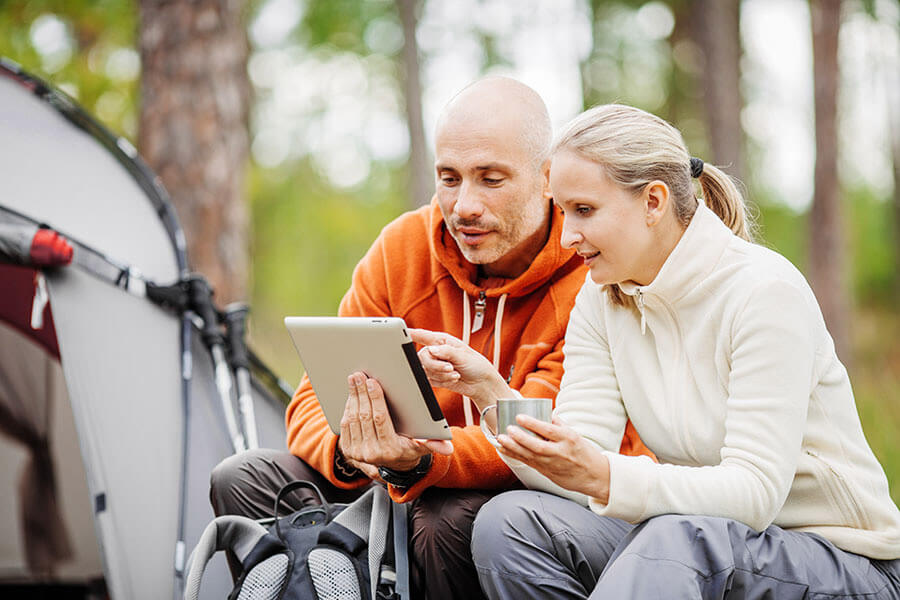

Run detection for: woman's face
[[550, 150, 661, 287]]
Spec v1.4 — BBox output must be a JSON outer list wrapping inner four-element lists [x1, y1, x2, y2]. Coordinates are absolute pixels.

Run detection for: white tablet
[[284, 316, 452, 440]]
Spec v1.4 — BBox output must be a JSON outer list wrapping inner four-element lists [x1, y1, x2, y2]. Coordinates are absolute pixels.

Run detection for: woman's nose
[[560, 219, 581, 249]]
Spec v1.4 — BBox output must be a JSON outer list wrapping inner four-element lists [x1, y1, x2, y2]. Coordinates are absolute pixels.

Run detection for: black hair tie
[[690, 157, 704, 178]]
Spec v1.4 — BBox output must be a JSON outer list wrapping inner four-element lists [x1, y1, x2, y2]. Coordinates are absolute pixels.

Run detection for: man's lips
[[455, 226, 492, 245]]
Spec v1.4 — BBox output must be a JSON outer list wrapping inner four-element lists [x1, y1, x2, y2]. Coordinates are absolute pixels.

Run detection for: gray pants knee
[[472, 491, 900, 600]]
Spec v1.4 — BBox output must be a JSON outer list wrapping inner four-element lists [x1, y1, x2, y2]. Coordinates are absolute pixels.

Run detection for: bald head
[[436, 77, 552, 169]]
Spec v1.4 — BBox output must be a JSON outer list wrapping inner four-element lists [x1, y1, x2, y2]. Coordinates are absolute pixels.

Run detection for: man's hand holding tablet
[[338, 372, 453, 483]]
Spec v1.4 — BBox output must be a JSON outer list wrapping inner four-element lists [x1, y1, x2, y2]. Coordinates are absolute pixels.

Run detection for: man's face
[[434, 119, 550, 278]]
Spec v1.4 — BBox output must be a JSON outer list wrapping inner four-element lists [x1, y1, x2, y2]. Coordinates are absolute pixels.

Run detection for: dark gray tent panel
[[0, 60, 292, 598]]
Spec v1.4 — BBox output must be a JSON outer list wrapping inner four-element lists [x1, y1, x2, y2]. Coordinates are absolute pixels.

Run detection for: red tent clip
[[30, 228, 73, 267]]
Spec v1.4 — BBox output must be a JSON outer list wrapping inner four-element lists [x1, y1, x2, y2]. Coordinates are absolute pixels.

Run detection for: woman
[[415, 104, 900, 599]]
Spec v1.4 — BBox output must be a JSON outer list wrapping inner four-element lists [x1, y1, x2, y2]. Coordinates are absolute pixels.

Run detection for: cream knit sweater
[[504, 203, 900, 560]]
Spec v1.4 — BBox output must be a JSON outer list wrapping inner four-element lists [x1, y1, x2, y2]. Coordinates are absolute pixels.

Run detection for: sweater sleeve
[[591, 279, 815, 531], [495, 283, 631, 505], [284, 233, 393, 489]]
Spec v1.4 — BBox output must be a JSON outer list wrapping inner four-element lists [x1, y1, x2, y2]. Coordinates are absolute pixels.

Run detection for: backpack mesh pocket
[[235, 553, 290, 600], [308, 547, 364, 600]]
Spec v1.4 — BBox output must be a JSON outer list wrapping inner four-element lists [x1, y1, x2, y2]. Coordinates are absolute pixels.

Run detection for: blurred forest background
[[1, 0, 898, 503]]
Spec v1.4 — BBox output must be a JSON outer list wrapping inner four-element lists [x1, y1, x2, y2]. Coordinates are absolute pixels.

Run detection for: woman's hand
[[409, 328, 512, 409], [498, 414, 611, 503]]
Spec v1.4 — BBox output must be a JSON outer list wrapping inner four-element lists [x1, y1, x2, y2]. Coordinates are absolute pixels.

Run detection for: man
[[210, 77, 648, 599]]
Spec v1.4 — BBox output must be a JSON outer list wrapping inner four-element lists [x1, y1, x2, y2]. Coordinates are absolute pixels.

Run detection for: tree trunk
[[887, 14, 900, 297], [692, 0, 744, 183], [809, 0, 851, 365], [397, 0, 430, 208], [138, 0, 251, 304]]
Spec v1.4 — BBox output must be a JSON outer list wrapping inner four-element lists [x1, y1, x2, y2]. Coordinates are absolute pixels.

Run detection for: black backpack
[[183, 481, 409, 600]]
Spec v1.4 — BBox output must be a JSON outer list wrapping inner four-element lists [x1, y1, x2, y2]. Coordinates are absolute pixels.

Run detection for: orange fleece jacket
[[286, 199, 652, 502]]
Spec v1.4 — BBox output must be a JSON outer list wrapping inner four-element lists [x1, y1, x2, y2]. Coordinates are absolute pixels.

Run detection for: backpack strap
[[272, 479, 330, 542], [367, 486, 393, 600], [392, 500, 410, 600], [328, 486, 393, 600], [182, 515, 268, 600]]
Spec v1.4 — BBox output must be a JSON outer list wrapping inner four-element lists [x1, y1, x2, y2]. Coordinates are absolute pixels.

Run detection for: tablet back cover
[[285, 316, 451, 440]]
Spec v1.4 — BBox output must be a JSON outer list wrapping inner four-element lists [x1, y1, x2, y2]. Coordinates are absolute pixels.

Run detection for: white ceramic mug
[[480, 397, 552, 449]]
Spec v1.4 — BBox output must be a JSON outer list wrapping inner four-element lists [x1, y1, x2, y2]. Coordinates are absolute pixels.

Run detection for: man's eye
[[441, 176, 459, 186], [483, 178, 503, 185]]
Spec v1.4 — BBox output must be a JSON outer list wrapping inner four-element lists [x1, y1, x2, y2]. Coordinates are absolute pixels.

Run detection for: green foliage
[[0, 0, 138, 139], [299, 0, 398, 55], [247, 159, 410, 383]]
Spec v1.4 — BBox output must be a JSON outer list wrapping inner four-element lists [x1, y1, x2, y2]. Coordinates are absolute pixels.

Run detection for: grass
[[851, 307, 900, 505]]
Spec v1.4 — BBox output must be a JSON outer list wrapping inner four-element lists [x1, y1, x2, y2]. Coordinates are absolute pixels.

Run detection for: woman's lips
[[580, 251, 600, 266]]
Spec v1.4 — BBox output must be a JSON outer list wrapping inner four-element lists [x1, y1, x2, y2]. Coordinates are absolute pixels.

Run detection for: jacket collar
[[428, 198, 577, 298], [618, 202, 734, 304]]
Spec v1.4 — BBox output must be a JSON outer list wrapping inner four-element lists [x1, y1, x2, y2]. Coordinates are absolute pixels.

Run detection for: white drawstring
[[459, 290, 509, 426], [461, 289, 474, 425], [492, 293, 507, 371]]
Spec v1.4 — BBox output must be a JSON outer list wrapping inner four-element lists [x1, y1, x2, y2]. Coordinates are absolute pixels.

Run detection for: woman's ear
[[644, 180, 670, 226]]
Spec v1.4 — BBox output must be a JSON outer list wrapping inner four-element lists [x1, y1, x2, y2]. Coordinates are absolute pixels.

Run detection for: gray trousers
[[472, 490, 900, 600]]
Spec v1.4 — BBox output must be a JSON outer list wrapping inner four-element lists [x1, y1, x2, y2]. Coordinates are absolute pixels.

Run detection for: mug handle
[[479, 404, 501, 449]]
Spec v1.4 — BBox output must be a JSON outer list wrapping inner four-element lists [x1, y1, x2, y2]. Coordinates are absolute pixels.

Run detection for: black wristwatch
[[378, 454, 433, 489]]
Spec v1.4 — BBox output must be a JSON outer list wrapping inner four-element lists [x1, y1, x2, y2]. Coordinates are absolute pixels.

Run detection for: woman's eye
[[576, 205, 592, 215]]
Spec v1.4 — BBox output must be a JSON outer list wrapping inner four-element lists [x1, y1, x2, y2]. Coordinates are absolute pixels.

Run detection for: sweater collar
[[428, 198, 577, 298], [618, 202, 734, 304]]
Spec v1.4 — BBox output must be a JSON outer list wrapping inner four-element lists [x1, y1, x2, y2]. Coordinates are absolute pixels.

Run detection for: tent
[[0, 59, 294, 599]]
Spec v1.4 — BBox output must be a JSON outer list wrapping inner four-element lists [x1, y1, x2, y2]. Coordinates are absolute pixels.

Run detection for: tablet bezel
[[284, 316, 452, 440]]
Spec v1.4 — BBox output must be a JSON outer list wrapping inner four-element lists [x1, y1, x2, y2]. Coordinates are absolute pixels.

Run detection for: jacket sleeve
[[591, 280, 815, 531], [284, 234, 393, 489]]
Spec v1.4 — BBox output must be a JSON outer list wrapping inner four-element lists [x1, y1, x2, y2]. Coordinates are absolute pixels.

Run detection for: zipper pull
[[635, 289, 646, 335], [471, 291, 486, 333]]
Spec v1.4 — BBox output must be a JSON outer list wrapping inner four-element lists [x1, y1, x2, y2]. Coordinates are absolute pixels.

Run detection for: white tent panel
[[0, 76, 179, 283], [0, 323, 102, 581], [47, 268, 182, 599]]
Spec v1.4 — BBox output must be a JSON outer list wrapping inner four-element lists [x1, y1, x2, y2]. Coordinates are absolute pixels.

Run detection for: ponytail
[[696, 162, 754, 242]]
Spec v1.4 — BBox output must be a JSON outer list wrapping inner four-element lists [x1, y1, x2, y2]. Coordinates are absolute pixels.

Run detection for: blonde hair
[[553, 104, 753, 305]]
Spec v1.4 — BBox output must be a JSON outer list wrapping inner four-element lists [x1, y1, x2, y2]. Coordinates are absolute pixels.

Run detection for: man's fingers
[[354, 373, 376, 437], [418, 346, 457, 375], [409, 328, 465, 348], [365, 377, 397, 439], [421, 439, 454, 456], [408, 328, 444, 346], [342, 373, 363, 447]]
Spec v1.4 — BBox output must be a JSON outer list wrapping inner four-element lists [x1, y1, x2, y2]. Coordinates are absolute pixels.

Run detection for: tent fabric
[[0, 321, 72, 575], [0, 60, 292, 598], [0, 321, 103, 583]]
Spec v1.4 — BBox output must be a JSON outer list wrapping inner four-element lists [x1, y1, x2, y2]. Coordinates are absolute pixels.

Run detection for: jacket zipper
[[471, 290, 486, 333], [635, 288, 647, 335]]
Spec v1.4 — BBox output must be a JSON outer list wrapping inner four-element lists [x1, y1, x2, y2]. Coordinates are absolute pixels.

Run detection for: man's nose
[[453, 182, 484, 220]]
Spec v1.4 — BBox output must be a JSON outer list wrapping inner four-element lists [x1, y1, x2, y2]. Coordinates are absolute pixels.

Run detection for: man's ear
[[541, 158, 553, 201], [644, 180, 670, 226]]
